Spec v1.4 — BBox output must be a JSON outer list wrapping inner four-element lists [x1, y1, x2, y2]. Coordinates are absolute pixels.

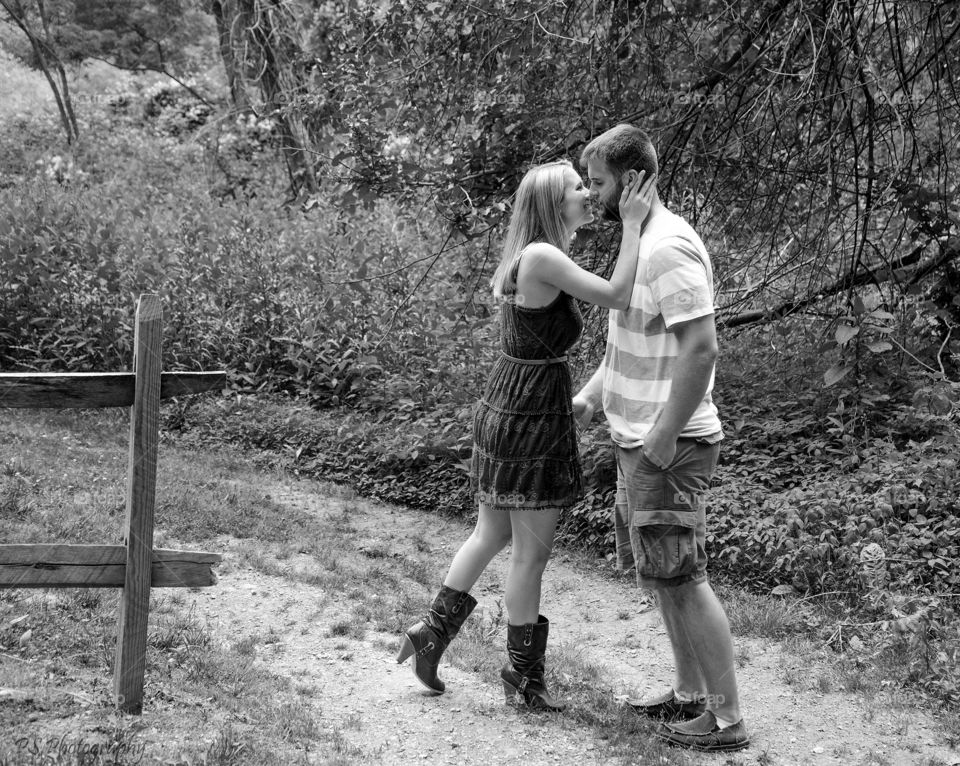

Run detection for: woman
[[397, 160, 655, 710]]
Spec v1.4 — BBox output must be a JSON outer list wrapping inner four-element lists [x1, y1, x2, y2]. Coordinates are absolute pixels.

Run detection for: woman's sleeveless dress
[[471, 273, 585, 511]]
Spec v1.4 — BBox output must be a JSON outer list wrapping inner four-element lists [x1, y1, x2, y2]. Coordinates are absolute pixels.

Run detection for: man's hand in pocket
[[641, 424, 677, 469]]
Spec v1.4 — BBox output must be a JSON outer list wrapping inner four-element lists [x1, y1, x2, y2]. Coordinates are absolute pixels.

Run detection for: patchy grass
[[1, 406, 956, 765], [0, 408, 427, 764], [0, 585, 329, 764], [0, 408, 740, 765], [718, 587, 806, 639]]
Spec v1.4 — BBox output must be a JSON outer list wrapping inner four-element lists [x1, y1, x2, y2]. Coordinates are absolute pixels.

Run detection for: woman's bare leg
[[503, 508, 561, 624], [443, 503, 513, 592]]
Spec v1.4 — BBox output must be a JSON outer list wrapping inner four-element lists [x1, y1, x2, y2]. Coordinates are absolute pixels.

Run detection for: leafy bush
[[166, 395, 476, 517], [141, 80, 215, 136], [0, 114, 493, 416]]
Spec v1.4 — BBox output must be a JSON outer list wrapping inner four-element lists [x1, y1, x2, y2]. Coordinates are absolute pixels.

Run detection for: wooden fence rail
[[0, 294, 225, 714], [0, 371, 224, 408]]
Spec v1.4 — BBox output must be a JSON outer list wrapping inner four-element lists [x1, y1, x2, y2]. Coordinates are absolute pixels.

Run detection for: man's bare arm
[[642, 313, 718, 466]]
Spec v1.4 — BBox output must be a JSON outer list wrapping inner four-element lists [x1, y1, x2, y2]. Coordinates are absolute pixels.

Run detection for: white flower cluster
[[382, 133, 413, 159], [239, 113, 278, 141], [219, 113, 279, 153], [36, 155, 87, 185]]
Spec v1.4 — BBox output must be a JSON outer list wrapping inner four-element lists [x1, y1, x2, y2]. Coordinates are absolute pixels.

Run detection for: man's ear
[[621, 169, 638, 187]]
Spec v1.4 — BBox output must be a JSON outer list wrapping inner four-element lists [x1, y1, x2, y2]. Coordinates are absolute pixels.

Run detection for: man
[[573, 124, 749, 752]]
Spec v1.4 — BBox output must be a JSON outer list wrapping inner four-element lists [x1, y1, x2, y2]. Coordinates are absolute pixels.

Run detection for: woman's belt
[[500, 352, 567, 365]]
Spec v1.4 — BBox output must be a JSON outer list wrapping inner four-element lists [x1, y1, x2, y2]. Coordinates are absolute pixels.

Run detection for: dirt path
[[182, 478, 959, 766]]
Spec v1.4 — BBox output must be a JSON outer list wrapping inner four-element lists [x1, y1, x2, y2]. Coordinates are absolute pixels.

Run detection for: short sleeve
[[647, 238, 715, 328]]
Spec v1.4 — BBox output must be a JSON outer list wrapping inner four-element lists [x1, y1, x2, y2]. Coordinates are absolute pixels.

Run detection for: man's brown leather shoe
[[656, 711, 750, 752]]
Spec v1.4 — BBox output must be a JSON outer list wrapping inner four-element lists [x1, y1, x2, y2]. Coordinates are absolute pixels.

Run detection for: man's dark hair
[[580, 124, 658, 179]]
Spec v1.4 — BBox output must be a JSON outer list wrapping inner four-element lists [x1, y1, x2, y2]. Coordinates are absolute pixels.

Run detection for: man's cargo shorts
[[614, 437, 721, 589]]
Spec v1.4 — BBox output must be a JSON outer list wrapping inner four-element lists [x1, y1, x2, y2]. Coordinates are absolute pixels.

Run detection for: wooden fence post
[[0, 294, 224, 715], [114, 294, 162, 714]]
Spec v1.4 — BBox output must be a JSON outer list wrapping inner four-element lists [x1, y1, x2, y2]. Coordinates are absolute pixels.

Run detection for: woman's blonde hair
[[491, 161, 574, 299]]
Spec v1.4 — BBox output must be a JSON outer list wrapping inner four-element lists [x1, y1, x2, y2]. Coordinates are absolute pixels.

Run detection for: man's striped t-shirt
[[583, 209, 722, 448]]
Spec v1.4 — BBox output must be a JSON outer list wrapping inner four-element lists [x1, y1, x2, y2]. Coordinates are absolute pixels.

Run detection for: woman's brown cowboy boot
[[500, 615, 566, 711], [396, 585, 477, 694]]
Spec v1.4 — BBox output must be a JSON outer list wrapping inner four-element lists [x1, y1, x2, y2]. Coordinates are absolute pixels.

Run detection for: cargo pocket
[[629, 509, 699, 580]]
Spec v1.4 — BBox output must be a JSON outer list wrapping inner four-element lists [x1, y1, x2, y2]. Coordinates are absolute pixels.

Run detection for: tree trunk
[[36, 0, 79, 140], [1, 0, 79, 144], [234, 0, 318, 196], [209, 0, 251, 111]]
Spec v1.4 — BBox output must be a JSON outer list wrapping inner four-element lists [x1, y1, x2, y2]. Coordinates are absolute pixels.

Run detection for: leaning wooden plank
[[0, 544, 221, 566], [0, 371, 225, 409], [0, 550, 221, 588], [0, 544, 221, 588], [150, 557, 220, 587], [115, 294, 163, 715]]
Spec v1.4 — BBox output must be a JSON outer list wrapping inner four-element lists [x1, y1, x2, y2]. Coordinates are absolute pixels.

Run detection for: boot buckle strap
[[517, 676, 529, 693], [417, 641, 436, 657]]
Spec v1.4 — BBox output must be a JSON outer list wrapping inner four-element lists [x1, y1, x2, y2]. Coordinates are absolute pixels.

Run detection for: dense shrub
[[141, 80, 215, 136], [0, 124, 494, 415], [166, 395, 476, 516], [710, 409, 960, 593]]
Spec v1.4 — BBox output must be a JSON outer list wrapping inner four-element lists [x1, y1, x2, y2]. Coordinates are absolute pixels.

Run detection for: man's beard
[[599, 181, 624, 222]]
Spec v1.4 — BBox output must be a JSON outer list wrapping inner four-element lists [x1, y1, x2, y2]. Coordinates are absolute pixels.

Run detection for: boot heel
[[398, 587, 477, 693], [502, 679, 519, 703], [396, 634, 414, 664]]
